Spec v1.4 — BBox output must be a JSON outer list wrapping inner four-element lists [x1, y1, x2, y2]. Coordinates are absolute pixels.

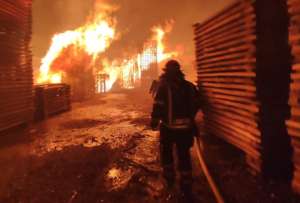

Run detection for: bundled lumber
[[34, 84, 71, 120], [0, 0, 33, 132], [194, 0, 293, 178], [64, 68, 95, 102], [194, 0, 260, 173], [286, 0, 300, 193]]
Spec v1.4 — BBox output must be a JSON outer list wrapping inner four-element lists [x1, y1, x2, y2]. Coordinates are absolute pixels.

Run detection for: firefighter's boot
[[179, 171, 193, 203]]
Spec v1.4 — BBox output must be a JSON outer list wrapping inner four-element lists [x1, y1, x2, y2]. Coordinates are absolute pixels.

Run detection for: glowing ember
[[108, 168, 121, 179]]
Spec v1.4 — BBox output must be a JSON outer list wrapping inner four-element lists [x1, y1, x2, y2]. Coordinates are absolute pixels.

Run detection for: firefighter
[[150, 60, 201, 200]]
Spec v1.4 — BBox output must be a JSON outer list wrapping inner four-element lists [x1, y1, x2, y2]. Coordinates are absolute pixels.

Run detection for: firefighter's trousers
[[159, 124, 195, 191]]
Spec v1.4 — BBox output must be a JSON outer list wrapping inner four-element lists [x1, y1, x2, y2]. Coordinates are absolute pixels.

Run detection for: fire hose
[[194, 137, 225, 203], [150, 80, 225, 202]]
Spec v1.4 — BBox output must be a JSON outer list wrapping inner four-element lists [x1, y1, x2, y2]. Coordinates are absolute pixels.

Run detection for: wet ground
[[201, 135, 300, 203], [0, 91, 300, 203], [0, 92, 214, 203]]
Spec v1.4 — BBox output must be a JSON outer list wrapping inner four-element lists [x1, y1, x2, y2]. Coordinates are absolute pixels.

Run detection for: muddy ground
[[0, 91, 299, 203]]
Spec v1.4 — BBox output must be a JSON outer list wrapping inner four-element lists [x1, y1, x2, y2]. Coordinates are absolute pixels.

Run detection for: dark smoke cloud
[[33, 0, 234, 80]]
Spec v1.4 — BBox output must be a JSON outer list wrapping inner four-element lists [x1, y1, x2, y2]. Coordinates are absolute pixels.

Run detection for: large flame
[[37, 7, 116, 84], [99, 23, 178, 91], [153, 21, 177, 62], [37, 3, 177, 92]]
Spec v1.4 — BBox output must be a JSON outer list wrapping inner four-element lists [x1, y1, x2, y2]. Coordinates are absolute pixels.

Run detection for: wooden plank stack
[[34, 84, 71, 120], [286, 0, 300, 193], [194, 0, 293, 178], [194, 0, 261, 172], [0, 0, 33, 132], [64, 68, 95, 102]]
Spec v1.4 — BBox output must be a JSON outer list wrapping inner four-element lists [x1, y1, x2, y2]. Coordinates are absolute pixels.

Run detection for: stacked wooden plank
[[194, 0, 294, 178], [0, 0, 33, 132], [286, 0, 300, 193], [194, 0, 261, 172], [34, 84, 71, 120], [64, 68, 95, 101]]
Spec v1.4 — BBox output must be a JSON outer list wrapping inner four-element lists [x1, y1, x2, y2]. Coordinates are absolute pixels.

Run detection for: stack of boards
[[193, 0, 261, 172], [34, 84, 71, 120], [0, 0, 33, 132], [286, 0, 300, 193]]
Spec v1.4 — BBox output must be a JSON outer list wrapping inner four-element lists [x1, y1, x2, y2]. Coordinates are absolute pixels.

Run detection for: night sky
[[33, 0, 234, 80]]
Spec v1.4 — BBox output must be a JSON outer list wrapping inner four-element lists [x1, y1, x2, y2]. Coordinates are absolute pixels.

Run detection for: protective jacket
[[151, 75, 201, 130]]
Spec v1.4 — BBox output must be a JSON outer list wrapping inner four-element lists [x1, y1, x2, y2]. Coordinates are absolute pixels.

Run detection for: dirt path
[[0, 93, 213, 203]]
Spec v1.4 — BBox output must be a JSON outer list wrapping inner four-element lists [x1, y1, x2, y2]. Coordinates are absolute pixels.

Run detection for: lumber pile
[[194, 0, 261, 172], [0, 0, 33, 132], [64, 67, 95, 101], [286, 0, 300, 193], [34, 84, 71, 120], [194, 0, 293, 178]]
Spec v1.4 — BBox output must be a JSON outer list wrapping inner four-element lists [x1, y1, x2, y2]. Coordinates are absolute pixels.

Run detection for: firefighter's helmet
[[164, 60, 181, 73]]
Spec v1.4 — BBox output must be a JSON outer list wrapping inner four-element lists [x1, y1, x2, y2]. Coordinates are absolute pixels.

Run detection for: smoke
[[33, 0, 234, 81], [32, 0, 94, 69], [103, 0, 235, 81]]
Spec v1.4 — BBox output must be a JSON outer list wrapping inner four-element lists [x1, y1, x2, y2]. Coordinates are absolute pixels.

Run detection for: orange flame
[[37, 8, 116, 84], [99, 23, 178, 91], [153, 20, 177, 62], [37, 2, 177, 92]]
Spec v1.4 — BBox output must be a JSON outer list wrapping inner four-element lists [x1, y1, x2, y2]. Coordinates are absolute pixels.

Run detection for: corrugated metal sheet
[[0, 0, 33, 131]]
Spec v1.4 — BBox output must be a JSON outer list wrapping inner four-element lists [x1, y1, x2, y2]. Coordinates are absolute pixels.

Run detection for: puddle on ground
[[105, 166, 135, 191], [30, 121, 145, 156], [124, 131, 160, 172], [60, 119, 108, 129]]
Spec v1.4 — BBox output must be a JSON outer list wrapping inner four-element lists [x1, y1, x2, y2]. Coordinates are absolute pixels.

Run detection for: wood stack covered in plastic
[[286, 0, 300, 193], [0, 0, 33, 132], [194, 0, 260, 172]]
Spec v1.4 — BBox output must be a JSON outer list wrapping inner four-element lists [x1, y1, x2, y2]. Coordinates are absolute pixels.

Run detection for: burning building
[[36, 3, 116, 100], [35, 1, 177, 98]]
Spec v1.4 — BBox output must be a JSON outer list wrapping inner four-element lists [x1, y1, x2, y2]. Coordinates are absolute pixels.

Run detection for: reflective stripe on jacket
[[151, 77, 201, 130]]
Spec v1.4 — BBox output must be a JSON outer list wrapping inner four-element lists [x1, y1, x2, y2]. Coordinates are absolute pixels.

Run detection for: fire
[[37, 10, 116, 84], [152, 21, 177, 62], [37, 1, 177, 93], [99, 24, 178, 91], [101, 59, 120, 91]]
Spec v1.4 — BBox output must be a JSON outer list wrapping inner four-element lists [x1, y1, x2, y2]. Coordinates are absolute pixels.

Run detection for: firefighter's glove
[[150, 118, 159, 131]]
